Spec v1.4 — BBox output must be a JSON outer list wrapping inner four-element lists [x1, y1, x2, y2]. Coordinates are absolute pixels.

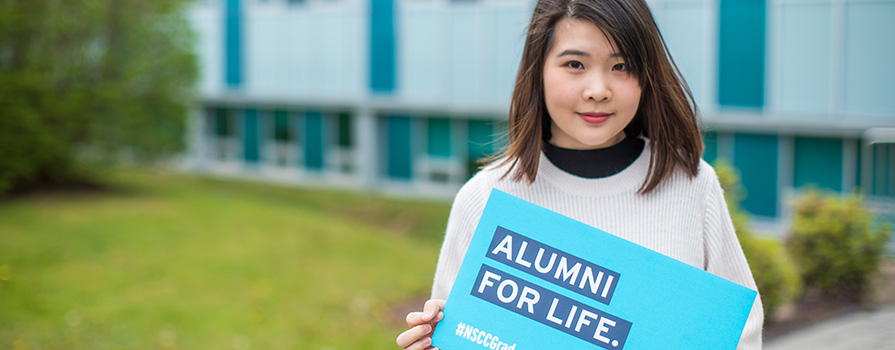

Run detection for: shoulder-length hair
[[494, 0, 703, 194]]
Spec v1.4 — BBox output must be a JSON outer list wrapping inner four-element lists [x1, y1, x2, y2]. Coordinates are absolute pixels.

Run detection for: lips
[[577, 112, 612, 124]]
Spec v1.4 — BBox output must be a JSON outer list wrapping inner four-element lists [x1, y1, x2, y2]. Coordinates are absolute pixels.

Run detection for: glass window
[[871, 143, 894, 197], [337, 112, 352, 148], [273, 110, 292, 142], [214, 108, 233, 137]]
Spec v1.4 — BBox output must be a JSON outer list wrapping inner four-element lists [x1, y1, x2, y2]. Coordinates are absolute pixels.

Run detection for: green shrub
[[786, 190, 892, 303], [714, 160, 802, 319], [738, 234, 802, 317]]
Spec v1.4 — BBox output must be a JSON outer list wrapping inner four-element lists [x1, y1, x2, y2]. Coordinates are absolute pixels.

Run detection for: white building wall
[[776, 2, 831, 116], [843, 0, 895, 117], [189, 4, 225, 96], [650, 0, 713, 109], [190, 0, 366, 101], [398, 1, 530, 110], [245, 1, 365, 100]]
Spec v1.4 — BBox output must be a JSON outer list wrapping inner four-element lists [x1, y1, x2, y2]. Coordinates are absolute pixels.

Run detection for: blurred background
[[1, 0, 893, 348], [186, 0, 895, 232]]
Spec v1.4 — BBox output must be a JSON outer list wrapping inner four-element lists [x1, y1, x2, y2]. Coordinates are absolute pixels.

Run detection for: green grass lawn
[[0, 169, 451, 350]]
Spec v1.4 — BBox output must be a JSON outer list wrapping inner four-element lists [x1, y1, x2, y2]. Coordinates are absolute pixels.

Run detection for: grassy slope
[[0, 170, 450, 349]]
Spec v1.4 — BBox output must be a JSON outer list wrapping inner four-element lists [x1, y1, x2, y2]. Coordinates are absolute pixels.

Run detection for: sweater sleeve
[[703, 173, 765, 349], [430, 176, 491, 300]]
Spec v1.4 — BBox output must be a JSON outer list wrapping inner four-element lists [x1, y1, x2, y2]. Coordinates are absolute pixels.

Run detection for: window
[[273, 110, 292, 142], [331, 111, 355, 174], [265, 110, 298, 168]]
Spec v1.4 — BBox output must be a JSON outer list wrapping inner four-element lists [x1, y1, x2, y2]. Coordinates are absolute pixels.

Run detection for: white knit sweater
[[431, 141, 764, 349]]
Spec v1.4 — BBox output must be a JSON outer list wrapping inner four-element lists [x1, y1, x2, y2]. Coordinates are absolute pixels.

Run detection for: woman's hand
[[396, 299, 446, 350]]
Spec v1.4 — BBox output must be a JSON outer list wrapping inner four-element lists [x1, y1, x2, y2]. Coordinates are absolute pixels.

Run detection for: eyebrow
[[557, 49, 589, 57], [556, 50, 624, 58]]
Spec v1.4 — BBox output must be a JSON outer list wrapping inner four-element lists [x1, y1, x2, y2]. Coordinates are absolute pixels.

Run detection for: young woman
[[397, 0, 764, 348]]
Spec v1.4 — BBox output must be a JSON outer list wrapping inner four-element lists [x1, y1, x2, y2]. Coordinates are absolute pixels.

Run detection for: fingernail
[[422, 337, 432, 345], [423, 310, 433, 319], [422, 324, 432, 333]]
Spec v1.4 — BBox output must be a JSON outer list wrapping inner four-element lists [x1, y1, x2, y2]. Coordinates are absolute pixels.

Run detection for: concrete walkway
[[764, 305, 895, 350]]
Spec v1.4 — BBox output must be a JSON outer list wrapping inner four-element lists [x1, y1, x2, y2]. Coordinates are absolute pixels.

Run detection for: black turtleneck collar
[[543, 136, 645, 179]]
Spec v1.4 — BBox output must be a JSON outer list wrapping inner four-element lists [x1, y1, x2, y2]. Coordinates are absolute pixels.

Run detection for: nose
[[582, 73, 611, 102]]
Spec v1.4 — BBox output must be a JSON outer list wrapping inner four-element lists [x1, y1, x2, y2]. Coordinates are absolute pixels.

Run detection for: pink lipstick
[[578, 112, 611, 124]]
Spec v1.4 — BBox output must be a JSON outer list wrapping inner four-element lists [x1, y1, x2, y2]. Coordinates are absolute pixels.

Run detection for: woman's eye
[[612, 63, 628, 71], [565, 61, 584, 70]]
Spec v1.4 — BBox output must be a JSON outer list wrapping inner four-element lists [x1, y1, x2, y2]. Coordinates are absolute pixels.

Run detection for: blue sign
[[432, 189, 756, 350]]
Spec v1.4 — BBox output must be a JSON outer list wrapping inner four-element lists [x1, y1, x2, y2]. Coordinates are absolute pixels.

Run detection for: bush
[[738, 234, 801, 318], [786, 190, 892, 303], [0, 0, 197, 194], [714, 160, 802, 319]]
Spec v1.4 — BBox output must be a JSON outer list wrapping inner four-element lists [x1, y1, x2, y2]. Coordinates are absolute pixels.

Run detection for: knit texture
[[431, 140, 764, 349]]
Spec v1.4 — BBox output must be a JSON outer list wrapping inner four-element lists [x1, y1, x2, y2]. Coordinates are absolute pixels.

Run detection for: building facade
[[185, 0, 895, 232]]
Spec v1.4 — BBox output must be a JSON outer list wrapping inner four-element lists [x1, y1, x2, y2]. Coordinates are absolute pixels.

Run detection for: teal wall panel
[[386, 116, 413, 179], [734, 133, 778, 217], [427, 118, 452, 158], [793, 137, 843, 192], [243, 109, 259, 163], [305, 112, 325, 170], [703, 131, 718, 163], [225, 0, 242, 88], [467, 119, 495, 157], [467, 120, 494, 177], [370, 0, 396, 93], [719, 0, 766, 108]]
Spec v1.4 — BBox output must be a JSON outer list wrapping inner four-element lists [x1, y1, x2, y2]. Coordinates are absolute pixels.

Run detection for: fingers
[[399, 298, 447, 349], [421, 299, 446, 322], [404, 336, 433, 350], [396, 323, 433, 349], [406, 311, 443, 329], [407, 299, 446, 327], [406, 311, 424, 327]]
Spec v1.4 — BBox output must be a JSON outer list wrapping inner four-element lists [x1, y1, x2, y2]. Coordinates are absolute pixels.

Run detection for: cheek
[[543, 70, 576, 107], [542, 77, 558, 104], [617, 81, 643, 110], [544, 81, 575, 108]]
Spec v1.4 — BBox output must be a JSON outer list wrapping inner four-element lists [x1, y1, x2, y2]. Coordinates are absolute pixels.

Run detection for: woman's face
[[543, 18, 642, 150]]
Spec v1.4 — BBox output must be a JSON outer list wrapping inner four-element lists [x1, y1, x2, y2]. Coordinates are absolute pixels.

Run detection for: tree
[[0, 0, 198, 194]]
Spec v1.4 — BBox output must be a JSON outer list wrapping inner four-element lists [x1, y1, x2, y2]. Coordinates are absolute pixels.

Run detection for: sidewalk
[[764, 305, 895, 350]]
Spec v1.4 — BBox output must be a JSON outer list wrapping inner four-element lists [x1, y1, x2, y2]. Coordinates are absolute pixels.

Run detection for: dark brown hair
[[494, 0, 703, 193]]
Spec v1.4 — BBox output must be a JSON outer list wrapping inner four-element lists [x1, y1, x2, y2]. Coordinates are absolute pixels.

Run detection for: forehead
[[548, 18, 618, 57]]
